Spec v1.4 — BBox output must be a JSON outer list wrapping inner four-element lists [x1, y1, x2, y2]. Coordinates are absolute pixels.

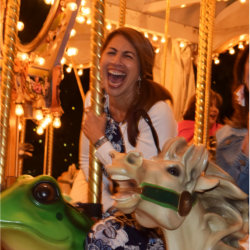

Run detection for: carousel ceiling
[[2, 0, 249, 74]]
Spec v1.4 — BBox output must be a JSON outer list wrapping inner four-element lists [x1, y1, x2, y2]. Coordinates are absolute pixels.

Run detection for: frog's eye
[[32, 182, 59, 204]]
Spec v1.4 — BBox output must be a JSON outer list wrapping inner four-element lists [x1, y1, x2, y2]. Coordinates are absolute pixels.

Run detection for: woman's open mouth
[[108, 70, 126, 87]]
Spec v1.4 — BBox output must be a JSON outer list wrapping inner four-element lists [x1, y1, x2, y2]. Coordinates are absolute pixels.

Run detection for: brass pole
[[88, 0, 105, 204], [0, 0, 21, 187], [47, 123, 54, 176], [161, 0, 170, 88], [43, 127, 49, 175], [203, 0, 216, 147], [71, 58, 85, 104], [194, 0, 216, 146], [15, 115, 20, 177], [18, 118, 26, 176], [119, 0, 126, 27]]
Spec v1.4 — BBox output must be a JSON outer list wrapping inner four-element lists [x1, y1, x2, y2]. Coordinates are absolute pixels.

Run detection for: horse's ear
[[125, 151, 143, 167], [183, 144, 208, 182], [194, 176, 219, 192]]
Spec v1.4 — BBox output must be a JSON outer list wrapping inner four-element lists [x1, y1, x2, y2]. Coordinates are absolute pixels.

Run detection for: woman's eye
[[125, 54, 133, 59], [167, 167, 180, 177]]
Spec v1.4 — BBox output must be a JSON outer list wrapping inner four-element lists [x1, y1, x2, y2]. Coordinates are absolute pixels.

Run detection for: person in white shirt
[[70, 27, 177, 212]]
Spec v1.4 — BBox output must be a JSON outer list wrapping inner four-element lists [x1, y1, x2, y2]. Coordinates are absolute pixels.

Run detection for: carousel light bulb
[[37, 126, 44, 135], [70, 29, 76, 37], [152, 35, 158, 41], [18, 123, 22, 131], [35, 57, 45, 66], [44, 114, 52, 124], [53, 117, 61, 128], [67, 2, 78, 11], [81, 7, 90, 15], [179, 41, 185, 48], [155, 48, 160, 54], [61, 57, 66, 65], [238, 42, 244, 49], [214, 57, 220, 64], [180, 4, 186, 8], [240, 0, 246, 3], [86, 18, 91, 25], [41, 120, 47, 129], [240, 34, 247, 41], [78, 69, 83, 76], [35, 109, 43, 121], [81, 0, 86, 6], [44, 0, 54, 4], [144, 32, 149, 38], [229, 47, 235, 55], [15, 103, 24, 116], [106, 23, 112, 30], [66, 47, 78, 56], [17, 52, 29, 61], [66, 66, 72, 73], [76, 15, 85, 23], [161, 37, 166, 43], [17, 21, 24, 31]]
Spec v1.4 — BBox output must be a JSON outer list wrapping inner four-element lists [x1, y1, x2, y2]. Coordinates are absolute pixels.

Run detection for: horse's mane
[[200, 161, 248, 249], [161, 137, 249, 250]]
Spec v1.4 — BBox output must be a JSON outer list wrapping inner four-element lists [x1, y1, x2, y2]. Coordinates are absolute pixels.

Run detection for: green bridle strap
[[140, 182, 180, 211]]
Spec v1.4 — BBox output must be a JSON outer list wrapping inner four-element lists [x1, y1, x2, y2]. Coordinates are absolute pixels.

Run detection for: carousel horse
[[0, 175, 93, 250], [107, 137, 249, 250]]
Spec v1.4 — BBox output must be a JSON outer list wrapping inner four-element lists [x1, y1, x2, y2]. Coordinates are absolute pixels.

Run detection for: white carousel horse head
[[107, 137, 249, 250]]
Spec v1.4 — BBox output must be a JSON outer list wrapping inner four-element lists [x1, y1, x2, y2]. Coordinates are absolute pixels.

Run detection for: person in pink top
[[178, 90, 223, 146]]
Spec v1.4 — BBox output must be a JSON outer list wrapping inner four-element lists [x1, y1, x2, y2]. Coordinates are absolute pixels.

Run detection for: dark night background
[[19, 0, 239, 179]]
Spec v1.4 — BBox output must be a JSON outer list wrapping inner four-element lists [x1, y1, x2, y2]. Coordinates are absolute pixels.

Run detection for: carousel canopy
[[7, 0, 249, 72]]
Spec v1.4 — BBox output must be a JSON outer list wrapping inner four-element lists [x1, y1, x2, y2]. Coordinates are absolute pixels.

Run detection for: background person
[[216, 45, 249, 195], [178, 90, 223, 141]]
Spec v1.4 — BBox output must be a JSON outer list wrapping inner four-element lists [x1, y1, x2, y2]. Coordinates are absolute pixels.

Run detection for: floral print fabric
[[104, 97, 126, 154], [85, 208, 165, 250]]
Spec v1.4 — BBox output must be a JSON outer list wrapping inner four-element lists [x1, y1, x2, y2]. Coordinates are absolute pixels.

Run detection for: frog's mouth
[[1, 222, 71, 250]]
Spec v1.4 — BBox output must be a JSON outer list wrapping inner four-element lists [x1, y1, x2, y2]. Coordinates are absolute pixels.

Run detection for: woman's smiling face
[[100, 34, 140, 100]]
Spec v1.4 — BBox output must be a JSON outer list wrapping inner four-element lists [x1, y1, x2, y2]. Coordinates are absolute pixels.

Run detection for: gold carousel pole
[[194, 0, 216, 146], [18, 118, 26, 176], [14, 115, 20, 177], [43, 127, 49, 175], [47, 123, 54, 176], [119, 0, 126, 27], [161, 0, 170, 88], [0, 0, 21, 188], [203, 0, 216, 147], [88, 0, 105, 206]]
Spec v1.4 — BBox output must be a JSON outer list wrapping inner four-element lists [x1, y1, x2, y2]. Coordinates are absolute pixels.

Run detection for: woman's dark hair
[[183, 90, 223, 121], [102, 27, 173, 146], [228, 45, 249, 128]]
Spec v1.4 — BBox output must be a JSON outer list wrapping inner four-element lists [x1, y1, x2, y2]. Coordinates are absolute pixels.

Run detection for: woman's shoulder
[[148, 100, 173, 114]]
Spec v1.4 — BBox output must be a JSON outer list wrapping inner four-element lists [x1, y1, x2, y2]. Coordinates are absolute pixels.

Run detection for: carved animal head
[[107, 137, 219, 229], [108, 137, 249, 249]]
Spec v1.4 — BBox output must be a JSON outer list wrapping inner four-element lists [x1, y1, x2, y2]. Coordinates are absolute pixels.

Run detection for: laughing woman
[[70, 27, 177, 211], [70, 27, 177, 249]]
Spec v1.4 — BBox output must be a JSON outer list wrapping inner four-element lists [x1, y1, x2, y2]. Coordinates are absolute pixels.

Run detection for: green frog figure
[[0, 175, 93, 250]]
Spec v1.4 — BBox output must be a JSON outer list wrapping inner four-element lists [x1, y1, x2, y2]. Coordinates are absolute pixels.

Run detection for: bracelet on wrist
[[94, 136, 108, 149]]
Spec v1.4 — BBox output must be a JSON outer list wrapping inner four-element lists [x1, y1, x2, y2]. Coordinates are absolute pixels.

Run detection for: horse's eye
[[32, 182, 59, 204], [167, 167, 180, 177]]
